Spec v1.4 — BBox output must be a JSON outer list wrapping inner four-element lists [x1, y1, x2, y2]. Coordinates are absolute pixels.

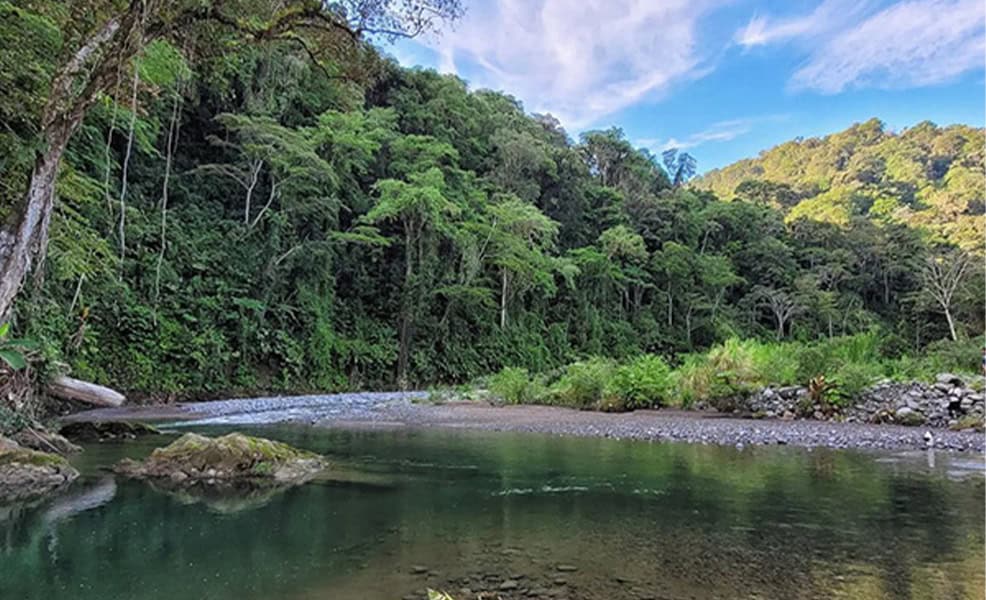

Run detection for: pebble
[[86, 385, 984, 453]]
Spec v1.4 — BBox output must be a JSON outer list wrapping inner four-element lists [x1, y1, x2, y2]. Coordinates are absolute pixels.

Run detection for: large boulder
[[0, 437, 79, 502], [115, 433, 327, 485]]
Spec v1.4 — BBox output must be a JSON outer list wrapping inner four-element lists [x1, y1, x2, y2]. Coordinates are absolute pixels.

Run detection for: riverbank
[[65, 393, 986, 452]]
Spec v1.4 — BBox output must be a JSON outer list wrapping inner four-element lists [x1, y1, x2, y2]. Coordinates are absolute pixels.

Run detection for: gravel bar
[[64, 392, 985, 453]]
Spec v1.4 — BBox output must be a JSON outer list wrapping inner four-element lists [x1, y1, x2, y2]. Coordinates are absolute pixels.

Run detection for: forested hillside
[[1, 3, 982, 398], [698, 119, 985, 251]]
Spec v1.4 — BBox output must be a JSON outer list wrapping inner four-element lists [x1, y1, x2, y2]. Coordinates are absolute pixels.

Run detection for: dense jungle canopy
[[0, 1, 982, 398]]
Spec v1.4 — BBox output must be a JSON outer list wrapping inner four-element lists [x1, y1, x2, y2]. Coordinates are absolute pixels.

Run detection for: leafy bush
[[0, 322, 36, 371], [830, 362, 882, 402], [919, 336, 983, 376], [608, 354, 673, 409], [671, 339, 781, 407], [546, 358, 616, 409], [0, 405, 31, 435], [488, 366, 543, 405]]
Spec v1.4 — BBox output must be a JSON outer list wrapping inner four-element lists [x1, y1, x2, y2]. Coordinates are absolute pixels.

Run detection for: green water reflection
[[0, 427, 982, 599]]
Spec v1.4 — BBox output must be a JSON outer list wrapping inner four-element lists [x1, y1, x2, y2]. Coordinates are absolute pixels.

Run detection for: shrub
[[793, 332, 892, 400], [488, 366, 543, 405], [546, 358, 616, 409], [920, 336, 983, 376], [0, 405, 31, 435], [608, 354, 673, 409], [830, 362, 882, 402], [671, 339, 772, 407]]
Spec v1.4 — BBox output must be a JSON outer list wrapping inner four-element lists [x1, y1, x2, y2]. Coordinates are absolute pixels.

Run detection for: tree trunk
[[500, 268, 508, 329], [397, 227, 415, 387], [47, 375, 126, 407], [0, 11, 131, 320], [0, 130, 74, 320], [944, 307, 958, 342]]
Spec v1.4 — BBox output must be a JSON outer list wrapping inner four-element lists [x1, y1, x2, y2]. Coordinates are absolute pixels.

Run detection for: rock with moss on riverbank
[[0, 436, 79, 502], [114, 433, 327, 485]]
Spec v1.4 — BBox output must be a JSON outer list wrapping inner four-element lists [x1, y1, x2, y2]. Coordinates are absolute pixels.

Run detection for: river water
[[1, 425, 983, 599]]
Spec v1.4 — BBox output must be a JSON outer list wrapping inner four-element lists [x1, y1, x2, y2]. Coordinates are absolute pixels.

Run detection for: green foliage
[[0, 323, 38, 371], [0, 10, 980, 399], [0, 405, 31, 435], [699, 118, 985, 251], [545, 358, 617, 409], [608, 354, 673, 409], [671, 339, 768, 408], [488, 366, 543, 405]]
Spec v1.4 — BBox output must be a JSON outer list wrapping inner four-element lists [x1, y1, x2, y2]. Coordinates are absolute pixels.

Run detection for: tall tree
[[485, 196, 559, 328], [0, 0, 462, 320], [361, 166, 460, 384], [921, 250, 971, 341]]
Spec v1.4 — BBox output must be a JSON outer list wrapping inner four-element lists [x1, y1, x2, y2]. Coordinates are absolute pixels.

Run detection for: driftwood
[[47, 376, 125, 407]]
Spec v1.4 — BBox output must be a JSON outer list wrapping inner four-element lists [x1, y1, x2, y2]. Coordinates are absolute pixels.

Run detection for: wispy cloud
[[792, 0, 986, 93], [638, 115, 786, 152], [418, 0, 725, 128], [735, 0, 986, 94], [734, 0, 869, 48]]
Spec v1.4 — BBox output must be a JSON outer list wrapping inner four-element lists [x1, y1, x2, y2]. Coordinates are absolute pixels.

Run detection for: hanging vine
[[154, 85, 182, 309], [117, 65, 140, 278]]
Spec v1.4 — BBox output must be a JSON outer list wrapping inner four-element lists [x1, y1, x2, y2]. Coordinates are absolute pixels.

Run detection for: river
[[1, 424, 983, 599]]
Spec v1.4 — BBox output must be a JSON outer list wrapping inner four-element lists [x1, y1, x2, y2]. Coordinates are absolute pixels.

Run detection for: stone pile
[[738, 373, 984, 429], [848, 373, 984, 429]]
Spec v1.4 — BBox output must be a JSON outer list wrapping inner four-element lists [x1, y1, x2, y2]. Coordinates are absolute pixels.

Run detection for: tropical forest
[[0, 2, 983, 600]]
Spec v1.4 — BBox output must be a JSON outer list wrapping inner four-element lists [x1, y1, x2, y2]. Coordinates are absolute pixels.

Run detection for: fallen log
[[47, 375, 125, 407]]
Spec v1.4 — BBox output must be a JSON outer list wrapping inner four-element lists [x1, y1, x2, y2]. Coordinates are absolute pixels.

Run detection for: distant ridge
[[696, 118, 985, 251]]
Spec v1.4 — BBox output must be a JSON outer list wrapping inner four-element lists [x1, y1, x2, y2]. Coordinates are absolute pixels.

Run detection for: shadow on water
[[0, 426, 982, 600]]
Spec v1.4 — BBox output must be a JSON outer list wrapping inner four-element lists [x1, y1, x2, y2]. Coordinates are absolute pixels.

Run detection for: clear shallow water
[[0, 426, 983, 600]]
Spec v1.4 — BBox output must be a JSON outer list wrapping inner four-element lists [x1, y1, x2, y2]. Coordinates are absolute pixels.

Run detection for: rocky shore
[[738, 373, 984, 429], [65, 384, 986, 452], [0, 436, 79, 501]]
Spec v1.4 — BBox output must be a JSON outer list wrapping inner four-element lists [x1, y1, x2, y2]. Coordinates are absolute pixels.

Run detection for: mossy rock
[[949, 415, 985, 432], [0, 437, 79, 502], [59, 421, 161, 442], [115, 433, 327, 486]]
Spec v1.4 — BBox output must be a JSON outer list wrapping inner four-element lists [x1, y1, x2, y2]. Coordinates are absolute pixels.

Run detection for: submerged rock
[[12, 428, 82, 454], [59, 421, 160, 442], [114, 432, 327, 485], [0, 437, 79, 502], [144, 478, 294, 514]]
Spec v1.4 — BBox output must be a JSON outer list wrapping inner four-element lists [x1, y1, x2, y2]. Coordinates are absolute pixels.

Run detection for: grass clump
[[479, 332, 984, 412], [488, 367, 544, 405], [608, 354, 673, 409], [671, 338, 797, 408], [544, 358, 617, 409]]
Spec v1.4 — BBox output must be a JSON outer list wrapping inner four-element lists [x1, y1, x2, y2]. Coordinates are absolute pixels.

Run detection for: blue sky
[[387, 0, 985, 172]]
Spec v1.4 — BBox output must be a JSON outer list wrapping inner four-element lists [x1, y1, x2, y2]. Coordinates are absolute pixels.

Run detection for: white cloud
[[735, 0, 986, 94], [791, 0, 986, 93], [418, 0, 725, 128], [637, 115, 787, 152], [734, 0, 868, 47]]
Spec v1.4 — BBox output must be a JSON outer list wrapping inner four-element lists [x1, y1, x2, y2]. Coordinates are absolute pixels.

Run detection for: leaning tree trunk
[[0, 127, 76, 320], [0, 10, 138, 321], [944, 307, 958, 342]]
